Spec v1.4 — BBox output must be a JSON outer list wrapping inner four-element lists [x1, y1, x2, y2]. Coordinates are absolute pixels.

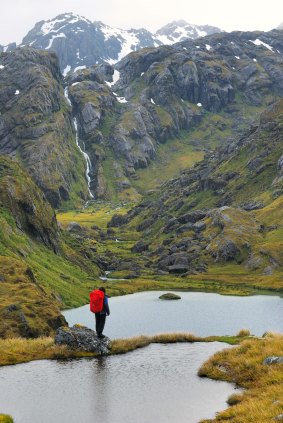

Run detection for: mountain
[[66, 29, 283, 199], [277, 22, 283, 30], [1, 29, 283, 204], [20, 13, 222, 72], [0, 47, 90, 207], [155, 20, 221, 44]]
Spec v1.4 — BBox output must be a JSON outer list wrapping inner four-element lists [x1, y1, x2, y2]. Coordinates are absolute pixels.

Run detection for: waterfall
[[64, 87, 94, 199], [73, 118, 94, 198]]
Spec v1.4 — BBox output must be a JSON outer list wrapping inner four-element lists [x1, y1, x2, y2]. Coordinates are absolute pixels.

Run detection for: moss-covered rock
[[159, 293, 181, 300]]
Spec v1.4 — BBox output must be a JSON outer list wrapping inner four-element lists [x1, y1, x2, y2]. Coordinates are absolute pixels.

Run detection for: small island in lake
[[159, 293, 181, 300]]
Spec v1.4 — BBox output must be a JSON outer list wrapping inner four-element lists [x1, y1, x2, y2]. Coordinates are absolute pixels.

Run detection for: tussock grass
[[0, 333, 242, 366], [237, 329, 251, 337], [199, 333, 283, 423], [0, 337, 69, 366]]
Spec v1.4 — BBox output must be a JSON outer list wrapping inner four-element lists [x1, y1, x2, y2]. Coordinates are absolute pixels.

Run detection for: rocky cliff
[[0, 47, 89, 207]]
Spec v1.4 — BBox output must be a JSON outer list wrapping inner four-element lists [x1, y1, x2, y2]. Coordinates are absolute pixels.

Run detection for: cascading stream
[[64, 87, 94, 199]]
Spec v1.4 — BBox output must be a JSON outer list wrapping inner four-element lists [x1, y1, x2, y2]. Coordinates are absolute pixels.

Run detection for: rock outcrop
[[55, 325, 112, 355], [263, 356, 283, 365]]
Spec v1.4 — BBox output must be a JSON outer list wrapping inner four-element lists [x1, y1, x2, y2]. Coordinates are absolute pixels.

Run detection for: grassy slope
[[0, 156, 102, 337]]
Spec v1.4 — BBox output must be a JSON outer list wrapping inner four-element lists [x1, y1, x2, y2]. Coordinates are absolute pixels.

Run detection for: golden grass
[[0, 337, 70, 366], [198, 333, 283, 423], [0, 332, 242, 366]]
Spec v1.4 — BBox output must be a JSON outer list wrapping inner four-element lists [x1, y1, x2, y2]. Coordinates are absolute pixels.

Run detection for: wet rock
[[55, 325, 111, 355]]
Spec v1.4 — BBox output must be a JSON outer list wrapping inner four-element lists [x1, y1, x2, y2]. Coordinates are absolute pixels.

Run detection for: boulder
[[67, 222, 83, 233], [159, 293, 181, 300], [107, 213, 129, 227], [263, 356, 283, 365], [55, 325, 111, 355]]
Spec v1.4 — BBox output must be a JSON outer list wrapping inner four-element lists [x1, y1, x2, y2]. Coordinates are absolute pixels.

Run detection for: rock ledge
[[55, 325, 111, 355]]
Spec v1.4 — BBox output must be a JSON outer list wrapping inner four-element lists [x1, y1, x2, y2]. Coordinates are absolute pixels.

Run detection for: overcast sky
[[0, 0, 282, 45]]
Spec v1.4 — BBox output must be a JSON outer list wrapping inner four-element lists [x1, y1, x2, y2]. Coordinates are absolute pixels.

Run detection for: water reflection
[[0, 343, 237, 423]]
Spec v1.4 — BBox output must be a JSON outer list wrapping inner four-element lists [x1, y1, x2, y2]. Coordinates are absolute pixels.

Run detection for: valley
[[0, 12, 283, 423]]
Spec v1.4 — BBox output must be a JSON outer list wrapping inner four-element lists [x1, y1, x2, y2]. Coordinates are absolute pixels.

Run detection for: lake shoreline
[[0, 332, 244, 367]]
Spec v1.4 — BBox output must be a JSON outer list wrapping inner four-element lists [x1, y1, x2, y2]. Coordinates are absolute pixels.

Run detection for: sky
[[0, 0, 282, 45]]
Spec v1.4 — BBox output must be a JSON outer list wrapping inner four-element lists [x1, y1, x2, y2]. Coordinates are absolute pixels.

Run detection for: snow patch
[[41, 17, 67, 35], [253, 58, 257, 62], [0, 65, 4, 70], [197, 102, 202, 107], [250, 39, 274, 52], [205, 44, 212, 51], [71, 82, 80, 86], [235, 56, 240, 60], [15, 90, 20, 95], [74, 65, 86, 72], [150, 98, 156, 104], [141, 72, 144, 76], [106, 69, 120, 87], [46, 33, 66, 49], [41, 13, 90, 36], [63, 65, 71, 77], [117, 96, 128, 103], [156, 24, 208, 46]]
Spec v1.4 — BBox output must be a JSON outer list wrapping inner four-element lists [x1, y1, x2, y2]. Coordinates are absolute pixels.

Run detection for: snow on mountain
[[154, 20, 221, 44], [19, 13, 222, 73]]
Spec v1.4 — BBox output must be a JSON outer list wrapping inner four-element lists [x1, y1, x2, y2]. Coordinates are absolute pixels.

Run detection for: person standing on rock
[[93, 287, 110, 338]]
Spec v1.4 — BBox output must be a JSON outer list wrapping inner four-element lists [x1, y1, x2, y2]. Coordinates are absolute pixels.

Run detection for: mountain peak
[[155, 20, 222, 44]]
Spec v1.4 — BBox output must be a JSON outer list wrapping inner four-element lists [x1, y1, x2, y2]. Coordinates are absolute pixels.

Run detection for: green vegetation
[[199, 333, 283, 423], [0, 415, 13, 423]]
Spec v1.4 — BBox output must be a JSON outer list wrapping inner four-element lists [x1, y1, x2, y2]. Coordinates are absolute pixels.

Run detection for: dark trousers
[[95, 313, 106, 336]]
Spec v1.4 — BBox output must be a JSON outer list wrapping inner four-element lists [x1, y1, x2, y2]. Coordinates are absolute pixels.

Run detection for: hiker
[[90, 287, 110, 338]]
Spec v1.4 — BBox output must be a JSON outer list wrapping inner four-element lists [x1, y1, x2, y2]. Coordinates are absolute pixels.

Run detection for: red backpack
[[90, 289, 104, 313]]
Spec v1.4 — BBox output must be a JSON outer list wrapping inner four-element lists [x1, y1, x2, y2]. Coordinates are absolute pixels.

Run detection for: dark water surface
[[63, 291, 283, 339], [0, 342, 237, 423]]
